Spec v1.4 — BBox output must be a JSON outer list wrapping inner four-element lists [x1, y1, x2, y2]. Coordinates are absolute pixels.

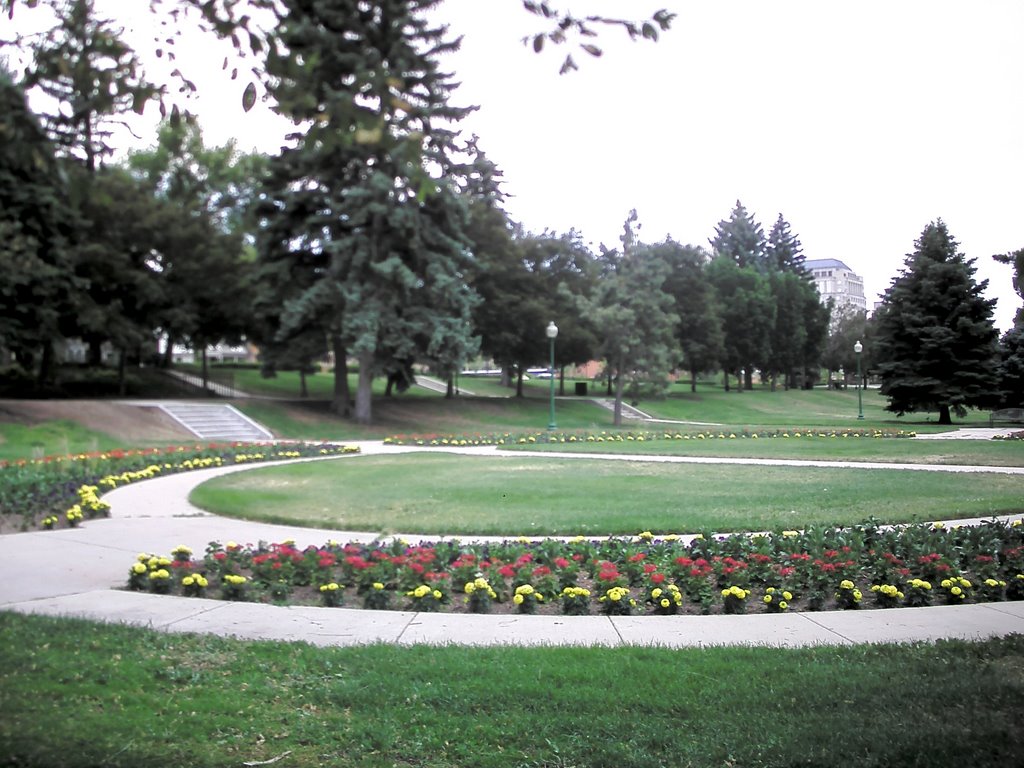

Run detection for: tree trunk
[[36, 340, 54, 388], [515, 367, 524, 398], [744, 366, 753, 390], [354, 350, 374, 424], [689, 364, 698, 393], [613, 361, 626, 427], [331, 336, 351, 417], [299, 369, 308, 398], [938, 404, 952, 425], [201, 347, 209, 393], [117, 348, 127, 396], [559, 365, 565, 397], [88, 337, 103, 367], [606, 368, 613, 396], [723, 370, 730, 392], [446, 375, 454, 399], [162, 335, 174, 368]]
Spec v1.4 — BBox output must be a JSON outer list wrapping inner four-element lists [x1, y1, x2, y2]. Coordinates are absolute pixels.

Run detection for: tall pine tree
[[258, 0, 479, 423], [874, 220, 1000, 424]]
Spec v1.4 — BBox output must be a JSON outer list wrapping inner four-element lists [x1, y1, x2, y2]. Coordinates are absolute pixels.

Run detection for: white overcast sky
[[10, 0, 1024, 330]]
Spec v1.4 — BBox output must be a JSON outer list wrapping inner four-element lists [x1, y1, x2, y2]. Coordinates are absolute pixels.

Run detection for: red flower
[[643, 563, 657, 574], [651, 572, 666, 584], [628, 552, 647, 563], [553, 557, 571, 569], [532, 565, 552, 577]]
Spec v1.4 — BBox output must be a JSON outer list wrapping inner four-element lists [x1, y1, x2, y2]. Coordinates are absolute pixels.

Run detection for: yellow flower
[[182, 576, 195, 587], [660, 598, 670, 608], [951, 586, 962, 596], [763, 595, 772, 603], [513, 594, 524, 605], [778, 601, 788, 610], [651, 588, 663, 599], [839, 579, 855, 590], [782, 591, 793, 601], [372, 582, 384, 591], [131, 563, 146, 575], [433, 590, 443, 600]]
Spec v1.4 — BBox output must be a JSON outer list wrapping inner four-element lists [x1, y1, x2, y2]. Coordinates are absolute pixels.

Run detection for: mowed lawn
[[189, 453, 1024, 535]]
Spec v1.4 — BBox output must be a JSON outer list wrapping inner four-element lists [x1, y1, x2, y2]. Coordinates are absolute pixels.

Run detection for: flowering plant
[[512, 584, 545, 614], [939, 576, 972, 605], [405, 584, 446, 611], [904, 578, 933, 608], [598, 586, 635, 616], [464, 576, 498, 613], [181, 574, 209, 597], [978, 578, 1006, 602], [319, 582, 344, 607], [221, 574, 249, 601], [363, 582, 392, 610], [834, 579, 863, 610], [560, 586, 591, 615], [870, 583, 904, 608], [721, 585, 749, 615], [147, 568, 172, 594], [648, 584, 683, 615], [761, 587, 793, 613]]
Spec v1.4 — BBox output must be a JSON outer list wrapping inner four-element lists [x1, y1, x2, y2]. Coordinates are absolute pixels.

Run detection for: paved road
[[2, 442, 1023, 647]]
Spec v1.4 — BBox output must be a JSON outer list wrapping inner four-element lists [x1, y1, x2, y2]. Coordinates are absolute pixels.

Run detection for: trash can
[[575, 382, 587, 396]]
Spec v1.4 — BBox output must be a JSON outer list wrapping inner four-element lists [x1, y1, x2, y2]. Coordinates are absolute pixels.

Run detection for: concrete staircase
[[158, 403, 274, 442]]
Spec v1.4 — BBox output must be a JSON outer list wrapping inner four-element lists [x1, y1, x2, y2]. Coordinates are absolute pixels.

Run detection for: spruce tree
[[766, 213, 807, 274], [874, 220, 1000, 424], [258, 0, 478, 423], [709, 200, 767, 270]]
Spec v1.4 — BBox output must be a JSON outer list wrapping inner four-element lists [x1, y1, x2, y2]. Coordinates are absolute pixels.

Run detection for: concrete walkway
[[2, 442, 1023, 648]]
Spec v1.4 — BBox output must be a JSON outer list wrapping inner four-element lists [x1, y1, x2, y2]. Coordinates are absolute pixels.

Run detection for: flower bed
[[0, 442, 360, 531], [383, 427, 916, 447], [126, 518, 1024, 616]]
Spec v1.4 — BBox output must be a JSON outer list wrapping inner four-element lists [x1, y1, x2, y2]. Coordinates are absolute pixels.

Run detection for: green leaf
[[242, 82, 257, 112]]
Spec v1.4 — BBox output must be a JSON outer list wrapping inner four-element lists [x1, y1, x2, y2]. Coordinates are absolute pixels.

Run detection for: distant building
[[804, 258, 867, 313]]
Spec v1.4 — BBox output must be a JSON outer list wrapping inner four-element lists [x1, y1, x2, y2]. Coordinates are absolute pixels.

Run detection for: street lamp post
[[546, 321, 558, 431], [854, 340, 864, 420]]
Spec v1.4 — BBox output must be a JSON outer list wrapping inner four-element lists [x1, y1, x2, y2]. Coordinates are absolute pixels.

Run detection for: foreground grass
[[1, 613, 1021, 768], [189, 454, 1024, 535]]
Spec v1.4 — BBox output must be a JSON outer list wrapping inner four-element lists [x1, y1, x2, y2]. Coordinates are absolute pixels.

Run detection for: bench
[[989, 408, 1024, 427]]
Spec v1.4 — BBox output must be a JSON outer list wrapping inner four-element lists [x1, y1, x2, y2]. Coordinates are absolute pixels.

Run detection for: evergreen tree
[[874, 220, 1000, 424], [766, 213, 807, 274], [709, 200, 767, 270], [993, 247, 1024, 405], [0, 67, 80, 384], [258, 0, 479, 424], [20, 0, 159, 171]]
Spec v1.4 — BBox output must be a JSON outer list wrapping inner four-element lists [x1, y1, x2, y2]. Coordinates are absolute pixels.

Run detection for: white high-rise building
[[803, 258, 867, 312]]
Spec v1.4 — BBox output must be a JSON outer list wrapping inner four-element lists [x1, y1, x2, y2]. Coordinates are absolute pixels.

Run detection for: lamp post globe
[[546, 322, 558, 430], [854, 340, 864, 420]]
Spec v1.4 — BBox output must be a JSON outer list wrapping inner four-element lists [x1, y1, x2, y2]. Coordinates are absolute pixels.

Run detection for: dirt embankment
[[0, 400, 194, 443]]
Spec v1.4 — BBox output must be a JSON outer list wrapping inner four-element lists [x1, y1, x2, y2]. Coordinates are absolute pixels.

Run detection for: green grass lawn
[[1, 613, 1021, 768], [188, 453, 1024, 535], [233, 395, 614, 441], [635, 384, 990, 430], [0, 419, 124, 462], [511, 434, 1024, 466]]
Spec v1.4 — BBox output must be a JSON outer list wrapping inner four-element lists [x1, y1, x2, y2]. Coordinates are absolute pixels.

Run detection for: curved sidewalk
[[2, 442, 1023, 648]]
